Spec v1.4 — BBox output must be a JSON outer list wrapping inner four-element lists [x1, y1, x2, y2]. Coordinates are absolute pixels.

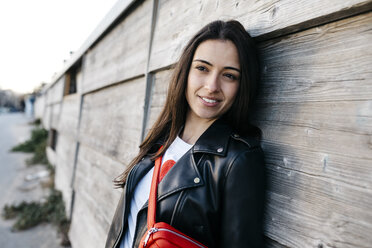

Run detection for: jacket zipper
[[143, 227, 205, 248], [143, 227, 158, 246]]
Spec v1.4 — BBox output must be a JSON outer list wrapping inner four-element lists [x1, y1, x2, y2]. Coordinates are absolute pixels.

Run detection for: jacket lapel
[[156, 119, 233, 201], [157, 148, 203, 200], [138, 119, 234, 208], [127, 156, 154, 195], [193, 119, 232, 156]]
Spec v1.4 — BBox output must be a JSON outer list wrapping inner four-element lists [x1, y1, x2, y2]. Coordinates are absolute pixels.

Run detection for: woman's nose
[[204, 73, 220, 92]]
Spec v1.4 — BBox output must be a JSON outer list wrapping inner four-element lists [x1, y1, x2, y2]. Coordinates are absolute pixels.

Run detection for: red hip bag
[[139, 153, 207, 248]]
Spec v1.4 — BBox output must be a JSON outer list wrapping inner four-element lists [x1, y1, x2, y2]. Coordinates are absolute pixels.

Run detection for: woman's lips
[[199, 96, 221, 107]]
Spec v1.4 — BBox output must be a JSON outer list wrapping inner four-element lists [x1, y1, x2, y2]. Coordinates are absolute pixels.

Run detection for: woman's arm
[[220, 147, 266, 247]]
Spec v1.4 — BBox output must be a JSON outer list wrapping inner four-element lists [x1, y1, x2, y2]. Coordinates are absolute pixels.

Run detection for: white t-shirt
[[120, 136, 192, 248]]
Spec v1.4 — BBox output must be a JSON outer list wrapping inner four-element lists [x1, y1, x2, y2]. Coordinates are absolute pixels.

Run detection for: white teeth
[[202, 97, 217, 103]]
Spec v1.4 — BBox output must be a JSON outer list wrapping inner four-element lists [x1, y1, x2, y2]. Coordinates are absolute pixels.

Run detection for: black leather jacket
[[105, 120, 266, 248]]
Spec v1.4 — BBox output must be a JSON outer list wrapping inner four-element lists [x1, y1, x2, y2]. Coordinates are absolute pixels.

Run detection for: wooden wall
[[255, 11, 372, 247], [34, 0, 372, 247], [69, 77, 146, 247]]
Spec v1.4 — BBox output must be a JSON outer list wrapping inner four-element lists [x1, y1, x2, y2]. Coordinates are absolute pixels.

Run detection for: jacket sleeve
[[220, 147, 266, 248]]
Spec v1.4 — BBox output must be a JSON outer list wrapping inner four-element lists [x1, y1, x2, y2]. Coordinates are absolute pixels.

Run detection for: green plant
[[11, 127, 49, 165], [26, 139, 48, 165], [6, 124, 70, 246], [31, 118, 41, 126], [11, 128, 48, 153], [2, 189, 71, 246]]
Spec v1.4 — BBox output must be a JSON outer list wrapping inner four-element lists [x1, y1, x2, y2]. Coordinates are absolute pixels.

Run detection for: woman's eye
[[196, 66, 207, 72], [224, 73, 238, 80]]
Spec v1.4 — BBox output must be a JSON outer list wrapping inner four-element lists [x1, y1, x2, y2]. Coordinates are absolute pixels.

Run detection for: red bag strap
[[147, 151, 163, 228]]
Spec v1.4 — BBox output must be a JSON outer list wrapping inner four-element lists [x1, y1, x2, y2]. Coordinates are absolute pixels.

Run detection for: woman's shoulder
[[224, 131, 265, 171], [224, 133, 265, 182], [226, 130, 263, 162], [229, 132, 261, 150]]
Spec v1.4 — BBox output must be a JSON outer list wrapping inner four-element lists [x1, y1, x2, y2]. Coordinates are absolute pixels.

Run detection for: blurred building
[[0, 89, 23, 113]]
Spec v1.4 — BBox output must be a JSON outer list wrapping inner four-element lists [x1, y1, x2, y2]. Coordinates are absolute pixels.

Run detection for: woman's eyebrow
[[193, 59, 241, 73], [193, 59, 213, 66]]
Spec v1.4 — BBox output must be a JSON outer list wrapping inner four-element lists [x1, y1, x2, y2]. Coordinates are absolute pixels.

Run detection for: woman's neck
[[180, 111, 216, 145]]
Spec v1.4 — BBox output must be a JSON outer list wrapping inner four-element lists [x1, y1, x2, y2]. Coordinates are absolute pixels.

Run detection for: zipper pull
[[143, 227, 158, 247]]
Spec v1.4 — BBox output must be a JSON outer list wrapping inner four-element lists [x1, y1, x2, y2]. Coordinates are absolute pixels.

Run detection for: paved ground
[[0, 113, 66, 248]]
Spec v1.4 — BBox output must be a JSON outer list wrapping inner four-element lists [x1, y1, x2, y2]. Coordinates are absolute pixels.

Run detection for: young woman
[[105, 20, 266, 248]]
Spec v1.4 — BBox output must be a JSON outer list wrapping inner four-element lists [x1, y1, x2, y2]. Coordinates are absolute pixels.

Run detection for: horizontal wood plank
[[79, 77, 145, 164], [149, 0, 372, 71], [69, 189, 118, 248], [82, 0, 152, 94], [46, 76, 64, 105], [257, 11, 372, 103], [145, 69, 172, 132], [54, 134, 77, 216], [55, 135, 76, 182], [42, 105, 51, 130], [262, 142, 372, 191], [251, 100, 372, 137], [250, 13, 372, 247], [70, 143, 123, 247], [34, 95, 46, 119], [257, 121, 372, 160], [265, 237, 290, 248], [50, 103, 61, 130], [58, 94, 81, 137], [265, 172, 372, 247]]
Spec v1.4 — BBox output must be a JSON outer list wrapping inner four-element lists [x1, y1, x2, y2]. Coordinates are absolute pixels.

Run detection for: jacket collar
[[136, 118, 234, 208], [157, 148, 202, 200], [192, 118, 233, 157], [128, 150, 202, 210], [153, 118, 233, 155]]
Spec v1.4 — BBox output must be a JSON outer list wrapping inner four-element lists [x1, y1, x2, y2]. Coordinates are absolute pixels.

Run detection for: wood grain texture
[[54, 134, 77, 217], [78, 77, 145, 165], [265, 237, 291, 248], [69, 190, 115, 248], [248, 12, 372, 247], [42, 104, 52, 130], [46, 76, 64, 105], [50, 103, 61, 130], [251, 101, 372, 185], [252, 101, 372, 135], [264, 173, 372, 247], [69, 143, 122, 248], [34, 94, 46, 119], [58, 94, 81, 137], [148, 0, 372, 71], [81, 0, 152, 94], [263, 141, 372, 195], [51, 73, 82, 207], [145, 69, 172, 132], [257, 11, 372, 103], [259, 127, 372, 246], [253, 114, 372, 160], [50, 0, 137, 86], [73, 143, 123, 223]]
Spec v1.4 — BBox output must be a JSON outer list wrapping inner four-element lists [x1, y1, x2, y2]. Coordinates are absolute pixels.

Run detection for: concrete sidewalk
[[0, 113, 67, 248]]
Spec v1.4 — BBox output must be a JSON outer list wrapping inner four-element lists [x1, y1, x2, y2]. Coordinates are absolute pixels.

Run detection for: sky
[[0, 0, 118, 94]]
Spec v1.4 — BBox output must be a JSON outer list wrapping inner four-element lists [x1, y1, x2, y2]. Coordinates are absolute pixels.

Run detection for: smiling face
[[185, 39, 240, 125]]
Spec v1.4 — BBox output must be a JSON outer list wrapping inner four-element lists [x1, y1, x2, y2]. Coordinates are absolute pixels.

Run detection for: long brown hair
[[114, 20, 260, 187]]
